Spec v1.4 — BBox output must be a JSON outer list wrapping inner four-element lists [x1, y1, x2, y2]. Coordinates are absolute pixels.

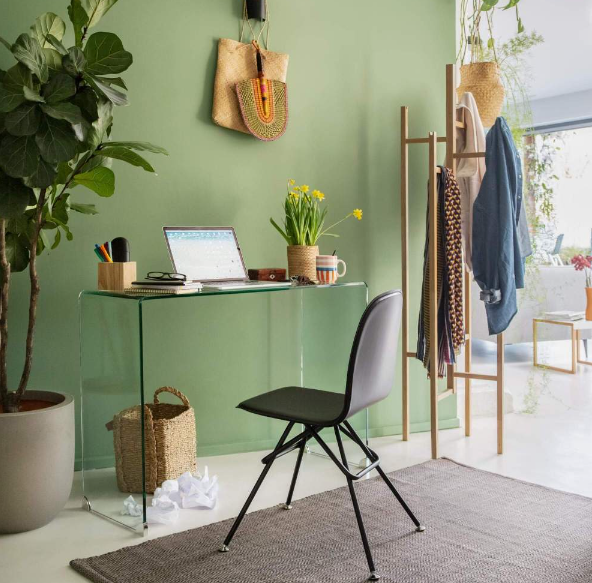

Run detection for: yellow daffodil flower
[[353, 209, 363, 220], [312, 190, 325, 201], [289, 191, 299, 200], [300, 185, 310, 194], [288, 179, 295, 186]]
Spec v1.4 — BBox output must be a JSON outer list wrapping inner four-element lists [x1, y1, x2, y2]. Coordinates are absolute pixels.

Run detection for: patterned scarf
[[417, 167, 465, 377]]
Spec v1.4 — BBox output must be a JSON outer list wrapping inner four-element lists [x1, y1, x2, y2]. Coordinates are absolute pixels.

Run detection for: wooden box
[[248, 268, 287, 282], [98, 262, 137, 291]]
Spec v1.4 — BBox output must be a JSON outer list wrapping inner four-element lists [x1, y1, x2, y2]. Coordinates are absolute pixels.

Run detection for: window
[[525, 125, 592, 265]]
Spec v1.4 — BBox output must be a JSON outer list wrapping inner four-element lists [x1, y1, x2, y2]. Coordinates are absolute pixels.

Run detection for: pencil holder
[[98, 262, 137, 291]]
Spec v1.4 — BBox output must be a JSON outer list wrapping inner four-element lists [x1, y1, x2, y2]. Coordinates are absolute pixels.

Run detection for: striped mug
[[316, 255, 347, 284]]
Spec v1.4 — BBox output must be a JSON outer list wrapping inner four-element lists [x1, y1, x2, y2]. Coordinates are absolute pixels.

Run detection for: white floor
[[2, 339, 591, 583]]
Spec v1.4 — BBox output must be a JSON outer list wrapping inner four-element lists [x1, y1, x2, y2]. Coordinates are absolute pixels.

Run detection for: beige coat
[[456, 92, 486, 270]]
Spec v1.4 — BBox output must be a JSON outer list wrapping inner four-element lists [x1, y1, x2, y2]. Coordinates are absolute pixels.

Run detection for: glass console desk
[[79, 282, 368, 532]]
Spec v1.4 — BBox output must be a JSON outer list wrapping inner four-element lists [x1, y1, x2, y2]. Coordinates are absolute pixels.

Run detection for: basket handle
[[153, 386, 191, 407]]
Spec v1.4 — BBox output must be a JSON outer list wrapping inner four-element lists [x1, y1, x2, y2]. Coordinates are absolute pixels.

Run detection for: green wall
[[2, 0, 457, 464]]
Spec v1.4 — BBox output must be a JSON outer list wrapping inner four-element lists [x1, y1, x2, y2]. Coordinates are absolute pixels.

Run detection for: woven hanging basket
[[108, 386, 197, 494], [457, 62, 504, 128], [287, 245, 319, 280]]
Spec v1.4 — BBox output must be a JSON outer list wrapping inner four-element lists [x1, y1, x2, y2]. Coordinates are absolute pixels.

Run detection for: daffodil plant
[[270, 179, 362, 246]]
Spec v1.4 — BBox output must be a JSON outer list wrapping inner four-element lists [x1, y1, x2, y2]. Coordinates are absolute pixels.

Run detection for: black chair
[[219, 290, 424, 581]]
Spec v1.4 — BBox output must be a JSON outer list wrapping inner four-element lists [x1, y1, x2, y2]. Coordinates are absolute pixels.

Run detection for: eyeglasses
[[146, 272, 187, 281]]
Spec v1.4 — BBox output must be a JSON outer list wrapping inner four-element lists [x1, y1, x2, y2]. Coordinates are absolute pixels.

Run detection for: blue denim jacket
[[472, 117, 525, 335]]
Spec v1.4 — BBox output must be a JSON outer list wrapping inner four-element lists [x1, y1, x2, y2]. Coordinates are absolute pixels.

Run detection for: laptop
[[163, 227, 291, 290]]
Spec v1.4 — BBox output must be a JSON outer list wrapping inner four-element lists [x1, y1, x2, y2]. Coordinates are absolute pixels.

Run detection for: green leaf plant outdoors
[[0, 0, 168, 412], [270, 180, 363, 247]]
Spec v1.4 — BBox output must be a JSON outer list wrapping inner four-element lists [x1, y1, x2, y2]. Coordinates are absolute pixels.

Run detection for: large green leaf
[[95, 75, 127, 90], [70, 201, 98, 214], [45, 34, 67, 56], [12, 34, 49, 83], [67, 0, 88, 48], [82, 0, 119, 29], [80, 153, 111, 173], [55, 161, 72, 184], [4, 63, 34, 90], [72, 86, 98, 121], [30, 13, 66, 49], [51, 228, 61, 249], [35, 115, 79, 163], [5, 232, 30, 272], [104, 141, 169, 155], [0, 113, 5, 133], [84, 74, 127, 106], [43, 73, 76, 104], [83, 32, 132, 76], [0, 85, 25, 113], [73, 165, 114, 196], [43, 48, 64, 71], [41, 102, 84, 125], [63, 47, 86, 76], [23, 157, 57, 189], [0, 170, 33, 218], [7, 214, 29, 235], [96, 146, 155, 172], [72, 119, 91, 143], [23, 86, 45, 103], [86, 98, 112, 149], [5, 103, 41, 136], [0, 134, 40, 177]]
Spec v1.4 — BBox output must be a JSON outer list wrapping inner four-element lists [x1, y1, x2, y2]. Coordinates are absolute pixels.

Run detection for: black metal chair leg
[[220, 422, 294, 551], [341, 421, 425, 532], [334, 427, 380, 582], [374, 466, 424, 532], [284, 438, 306, 510]]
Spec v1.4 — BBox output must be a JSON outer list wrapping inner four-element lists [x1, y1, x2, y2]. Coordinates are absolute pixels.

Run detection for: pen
[[95, 244, 111, 262], [99, 243, 113, 263], [94, 248, 105, 262]]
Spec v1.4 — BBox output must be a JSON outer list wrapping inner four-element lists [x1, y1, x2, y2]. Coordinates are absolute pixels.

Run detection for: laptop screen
[[164, 228, 248, 282]]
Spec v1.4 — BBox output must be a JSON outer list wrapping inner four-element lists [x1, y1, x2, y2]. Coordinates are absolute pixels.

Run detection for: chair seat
[[238, 386, 345, 426]]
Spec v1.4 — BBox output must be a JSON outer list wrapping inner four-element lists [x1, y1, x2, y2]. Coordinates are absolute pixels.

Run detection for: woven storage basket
[[457, 62, 504, 128], [287, 245, 319, 280], [108, 386, 197, 494]]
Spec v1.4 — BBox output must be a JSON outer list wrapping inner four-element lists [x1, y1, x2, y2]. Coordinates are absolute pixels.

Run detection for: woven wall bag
[[212, 1, 289, 134], [107, 386, 197, 494], [457, 62, 504, 128]]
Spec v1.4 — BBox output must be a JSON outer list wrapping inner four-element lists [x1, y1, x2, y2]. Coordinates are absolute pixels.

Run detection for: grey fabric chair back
[[340, 290, 403, 421]]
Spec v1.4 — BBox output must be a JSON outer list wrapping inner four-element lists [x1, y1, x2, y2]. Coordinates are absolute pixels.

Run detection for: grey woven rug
[[71, 459, 592, 583]]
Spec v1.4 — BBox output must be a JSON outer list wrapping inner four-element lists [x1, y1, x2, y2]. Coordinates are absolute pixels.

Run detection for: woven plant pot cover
[[457, 62, 504, 128], [110, 387, 197, 494], [212, 38, 289, 134], [287, 245, 319, 280]]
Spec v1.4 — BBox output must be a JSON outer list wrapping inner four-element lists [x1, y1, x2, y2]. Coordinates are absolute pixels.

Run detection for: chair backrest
[[339, 290, 403, 421], [552, 234, 564, 255]]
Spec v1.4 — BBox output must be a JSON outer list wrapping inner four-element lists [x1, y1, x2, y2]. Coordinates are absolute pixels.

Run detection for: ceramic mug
[[316, 255, 346, 284]]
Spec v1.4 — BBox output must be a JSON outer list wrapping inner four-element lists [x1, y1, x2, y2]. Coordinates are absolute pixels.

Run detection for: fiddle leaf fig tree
[[0, 0, 168, 412]]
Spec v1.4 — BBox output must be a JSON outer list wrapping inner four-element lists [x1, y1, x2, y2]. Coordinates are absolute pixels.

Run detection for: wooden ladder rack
[[400, 63, 505, 460]]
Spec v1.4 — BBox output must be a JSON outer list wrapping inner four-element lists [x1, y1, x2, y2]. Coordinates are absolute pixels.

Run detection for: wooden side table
[[533, 318, 592, 374]]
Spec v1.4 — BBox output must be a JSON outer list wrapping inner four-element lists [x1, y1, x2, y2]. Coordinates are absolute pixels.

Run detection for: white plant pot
[[0, 391, 74, 533]]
